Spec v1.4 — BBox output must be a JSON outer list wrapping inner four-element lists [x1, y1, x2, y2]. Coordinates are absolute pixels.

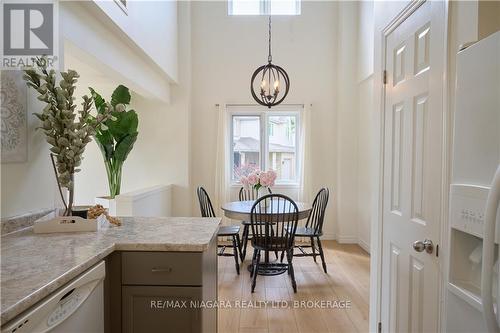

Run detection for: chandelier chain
[[268, 15, 272, 63]]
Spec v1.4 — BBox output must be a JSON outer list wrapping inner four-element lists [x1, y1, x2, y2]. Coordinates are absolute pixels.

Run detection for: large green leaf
[[95, 130, 114, 159], [89, 85, 137, 163], [89, 87, 106, 114], [111, 85, 131, 106], [114, 132, 138, 162], [107, 110, 138, 141]]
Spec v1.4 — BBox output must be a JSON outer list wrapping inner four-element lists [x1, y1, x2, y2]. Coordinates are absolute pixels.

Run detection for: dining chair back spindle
[[197, 187, 216, 218], [250, 194, 299, 293], [306, 188, 329, 234], [238, 186, 272, 262]]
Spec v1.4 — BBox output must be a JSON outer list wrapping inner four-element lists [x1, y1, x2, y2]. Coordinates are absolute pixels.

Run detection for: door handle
[[412, 239, 434, 254]]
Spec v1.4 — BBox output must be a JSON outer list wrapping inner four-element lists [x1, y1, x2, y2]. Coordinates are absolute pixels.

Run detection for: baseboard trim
[[358, 238, 370, 254], [321, 233, 336, 240], [336, 236, 358, 244]]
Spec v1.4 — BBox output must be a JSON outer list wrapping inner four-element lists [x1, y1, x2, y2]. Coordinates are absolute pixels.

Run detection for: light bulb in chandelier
[[273, 80, 279, 93], [260, 79, 267, 90]]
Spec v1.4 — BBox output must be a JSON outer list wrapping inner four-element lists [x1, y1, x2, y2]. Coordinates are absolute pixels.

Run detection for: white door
[[380, 1, 445, 332]]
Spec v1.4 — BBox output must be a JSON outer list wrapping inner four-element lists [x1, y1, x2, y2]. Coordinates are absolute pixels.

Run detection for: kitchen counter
[[0, 216, 220, 325]]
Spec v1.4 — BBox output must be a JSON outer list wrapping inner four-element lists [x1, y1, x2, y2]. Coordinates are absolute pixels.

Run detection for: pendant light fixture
[[251, 16, 290, 108]]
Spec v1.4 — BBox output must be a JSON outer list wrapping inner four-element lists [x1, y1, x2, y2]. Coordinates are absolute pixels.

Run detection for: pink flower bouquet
[[240, 169, 277, 191]]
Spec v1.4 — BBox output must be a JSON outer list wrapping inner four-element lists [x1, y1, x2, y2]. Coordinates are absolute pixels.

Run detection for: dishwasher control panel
[[47, 289, 82, 327]]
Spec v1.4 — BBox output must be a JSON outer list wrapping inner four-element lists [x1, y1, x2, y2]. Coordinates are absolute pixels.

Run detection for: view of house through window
[[228, 0, 301, 16], [232, 116, 261, 180], [268, 115, 296, 181], [231, 109, 299, 184]]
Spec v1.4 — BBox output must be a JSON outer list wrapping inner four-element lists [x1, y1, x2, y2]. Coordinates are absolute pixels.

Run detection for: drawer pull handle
[[151, 267, 173, 273]]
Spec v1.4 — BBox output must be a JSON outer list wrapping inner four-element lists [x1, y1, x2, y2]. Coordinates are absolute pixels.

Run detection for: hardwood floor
[[217, 240, 370, 333]]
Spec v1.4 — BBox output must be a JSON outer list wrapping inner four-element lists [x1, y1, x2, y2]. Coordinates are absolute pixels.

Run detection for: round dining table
[[221, 200, 312, 221], [221, 200, 312, 276]]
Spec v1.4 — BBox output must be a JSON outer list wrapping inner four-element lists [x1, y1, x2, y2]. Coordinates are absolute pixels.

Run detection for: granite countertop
[[0, 216, 220, 325]]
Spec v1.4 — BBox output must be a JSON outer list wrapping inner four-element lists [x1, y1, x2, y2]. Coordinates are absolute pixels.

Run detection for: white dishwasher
[[2, 261, 105, 333]]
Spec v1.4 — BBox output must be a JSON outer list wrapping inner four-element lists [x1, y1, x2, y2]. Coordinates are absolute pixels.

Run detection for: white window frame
[[227, 0, 301, 16], [228, 104, 302, 187]]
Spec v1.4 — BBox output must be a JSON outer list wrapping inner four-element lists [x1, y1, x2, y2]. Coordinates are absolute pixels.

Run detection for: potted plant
[[23, 57, 114, 216], [89, 85, 138, 211]]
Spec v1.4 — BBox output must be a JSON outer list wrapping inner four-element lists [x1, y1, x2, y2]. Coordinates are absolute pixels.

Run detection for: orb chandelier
[[251, 16, 290, 108]]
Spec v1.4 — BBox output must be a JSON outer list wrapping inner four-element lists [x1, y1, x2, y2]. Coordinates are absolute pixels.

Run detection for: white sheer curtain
[[299, 103, 312, 203], [213, 104, 231, 225]]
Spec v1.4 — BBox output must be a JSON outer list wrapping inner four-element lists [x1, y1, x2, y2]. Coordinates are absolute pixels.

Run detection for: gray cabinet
[[108, 235, 217, 333], [121, 251, 202, 286], [122, 286, 202, 333]]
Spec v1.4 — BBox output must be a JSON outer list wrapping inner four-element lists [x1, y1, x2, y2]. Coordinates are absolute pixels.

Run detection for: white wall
[[336, 2, 360, 244], [190, 1, 339, 239], [358, 1, 374, 80], [93, 0, 178, 82], [0, 78, 61, 218], [356, 1, 375, 253], [70, 2, 192, 216], [334, 1, 375, 250], [60, 1, 173, 103]]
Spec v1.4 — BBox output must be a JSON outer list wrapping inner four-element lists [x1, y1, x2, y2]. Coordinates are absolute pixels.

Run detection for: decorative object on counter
[[94, 195, 116, 215], [1, 70, 28, 163], [250, 15, 290, 108], [71, 205, 91, 219], [240, 169, 277, 192], [33, 215, 98, 234], [32, 204, 120, 234], [22, 57, 114, 216], [89, 85, 138, 199], [87, 204, 121, 226]]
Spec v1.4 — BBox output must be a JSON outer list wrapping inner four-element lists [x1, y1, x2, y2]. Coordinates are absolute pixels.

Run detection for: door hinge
[[383, 70, 387, 84], [378, 322, 382, 333], [436, 244, 439, 257]]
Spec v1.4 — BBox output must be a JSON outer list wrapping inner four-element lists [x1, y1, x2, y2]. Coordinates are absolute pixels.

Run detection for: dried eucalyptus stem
[[50, 153, 67, 211], [23, 57, 114, 215]]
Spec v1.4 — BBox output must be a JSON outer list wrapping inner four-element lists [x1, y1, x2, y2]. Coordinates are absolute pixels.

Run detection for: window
[[228, 0, 301, 16], [230, 106, 301, 185]]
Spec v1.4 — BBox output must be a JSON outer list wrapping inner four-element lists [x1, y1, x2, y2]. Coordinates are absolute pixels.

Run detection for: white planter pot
[[95, 196, 116, 216]]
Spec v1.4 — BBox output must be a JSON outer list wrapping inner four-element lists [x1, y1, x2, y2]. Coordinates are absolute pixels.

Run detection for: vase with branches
[[89, 85, 138, 199], [23, 57, 114, 216]]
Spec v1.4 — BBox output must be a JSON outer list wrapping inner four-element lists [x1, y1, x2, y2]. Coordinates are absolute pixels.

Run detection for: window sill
[[229, 183, 300, 189]]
